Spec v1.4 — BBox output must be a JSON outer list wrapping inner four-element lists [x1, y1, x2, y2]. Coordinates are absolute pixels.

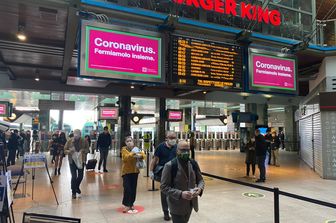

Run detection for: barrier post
[[274, 187, 280, 223]]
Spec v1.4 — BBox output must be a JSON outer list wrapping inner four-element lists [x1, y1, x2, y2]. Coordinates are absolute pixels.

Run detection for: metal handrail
[[202, 172, 336, 223]]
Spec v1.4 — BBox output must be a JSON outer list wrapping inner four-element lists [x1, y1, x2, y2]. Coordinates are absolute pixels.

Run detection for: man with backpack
[[160, 140, 205, 223], [149, 131, 177, 221]]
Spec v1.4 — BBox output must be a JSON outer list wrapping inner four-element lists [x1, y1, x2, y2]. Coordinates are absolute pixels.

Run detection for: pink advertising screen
[[80, 21, 163, 83], [0, 103, 7, 117], [250, 51, 296, 93], [99, 107, 119, 120], [167, 110, 183, 122]]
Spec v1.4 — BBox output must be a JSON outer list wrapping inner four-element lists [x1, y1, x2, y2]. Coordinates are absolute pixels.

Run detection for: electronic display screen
[[167, 109, 183, 122], [0, 102, 9, 117], [171, 35, 243, 90], [79, 20, 164, 83], [249, 48, 297, 94], [99, 107, 119, 120]]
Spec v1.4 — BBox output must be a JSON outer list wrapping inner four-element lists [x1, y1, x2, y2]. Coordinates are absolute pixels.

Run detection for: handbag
[[153, 165, 164, 182], [136, 159, 146, 169]]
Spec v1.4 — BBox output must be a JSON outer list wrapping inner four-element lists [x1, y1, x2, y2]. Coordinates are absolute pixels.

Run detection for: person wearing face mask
[[161, 140, 205, 223], [121, 136, 146, 213], [64, 129, 89, 199], [245, 137, 256, 178], [97, 126, 112, 173], [149, 131, 178, 221]]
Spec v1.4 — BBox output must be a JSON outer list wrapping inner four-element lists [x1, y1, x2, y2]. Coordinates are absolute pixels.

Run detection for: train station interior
[[0, 0, 336, 222]]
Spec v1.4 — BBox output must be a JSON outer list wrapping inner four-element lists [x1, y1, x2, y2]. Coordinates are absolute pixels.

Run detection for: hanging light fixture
[[17, 25, 27, 41], [35, 69, 40, 81]]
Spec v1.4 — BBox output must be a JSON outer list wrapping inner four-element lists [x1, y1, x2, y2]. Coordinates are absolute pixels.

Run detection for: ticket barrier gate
[[195, 139, 201, 151], [205, 140, 212, 150], [215, 139, 221, 150]]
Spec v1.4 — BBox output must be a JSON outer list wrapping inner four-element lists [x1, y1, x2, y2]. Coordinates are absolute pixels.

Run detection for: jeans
[[161, 191, 169, 213], [98, 148, 108, 170], [69, 162, 84, 195], [122, 173, 139, 207], [256, 155, 266, 181], [171, 208, 192, 223], [267, 147, 271, 164], [246, 163, 256, 176]]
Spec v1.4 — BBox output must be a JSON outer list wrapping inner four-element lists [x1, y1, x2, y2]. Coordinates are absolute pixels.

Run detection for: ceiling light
[[203, 91, 207, 94], [35, 69, 40, 81], [17, 25, 27, 41], [264, 94, 272, 99], [131, 85, 135, 89]]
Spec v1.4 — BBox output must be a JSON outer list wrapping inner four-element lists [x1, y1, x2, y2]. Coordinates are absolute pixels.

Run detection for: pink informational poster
[[251, 52, 296, 92], [99, 107, 119, 120], [0, 103, 7, 117], [80, 21, 163, 83], [168, 110, 183, 122]]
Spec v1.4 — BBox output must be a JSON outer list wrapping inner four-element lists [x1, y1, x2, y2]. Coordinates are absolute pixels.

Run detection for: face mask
[[178, 151, 190, 161], [168, 139, 177, 146], [126, 142, 134, 148]]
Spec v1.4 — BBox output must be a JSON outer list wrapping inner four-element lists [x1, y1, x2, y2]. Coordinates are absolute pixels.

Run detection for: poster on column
[[248, 48, 297, 94], [79, 20, 164, 83]]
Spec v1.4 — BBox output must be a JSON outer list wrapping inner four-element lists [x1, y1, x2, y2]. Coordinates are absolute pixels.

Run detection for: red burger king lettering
[[173, 0, 281, 26]]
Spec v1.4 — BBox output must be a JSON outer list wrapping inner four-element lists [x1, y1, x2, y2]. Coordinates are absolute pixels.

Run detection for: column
[[118, 96, 131, 156], [39, 110, 49, 131], [184, 107, 192, 132], [155, 98, 166, 148], [284, 106, 298, 151], [58, 110, 64, 131]]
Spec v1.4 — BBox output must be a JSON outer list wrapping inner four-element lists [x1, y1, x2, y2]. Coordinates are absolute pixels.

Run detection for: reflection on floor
[[12, 150, 336, 223]]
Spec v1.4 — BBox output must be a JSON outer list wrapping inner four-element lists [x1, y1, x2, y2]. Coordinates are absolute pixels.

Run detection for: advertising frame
[[98, 106, 119, 120], [169, 33, 244, 92], [0, 101, 9, 117], [248, 48, 298, 95], [167, 109, 183, 122], [79, 20, 165, 84]]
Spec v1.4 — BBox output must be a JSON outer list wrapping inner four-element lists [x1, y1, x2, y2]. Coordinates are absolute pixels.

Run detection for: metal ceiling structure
[[0, 0, 335, 105]]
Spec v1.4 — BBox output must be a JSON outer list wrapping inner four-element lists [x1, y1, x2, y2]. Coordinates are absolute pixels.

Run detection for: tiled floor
[[11, 150, 336, 222]]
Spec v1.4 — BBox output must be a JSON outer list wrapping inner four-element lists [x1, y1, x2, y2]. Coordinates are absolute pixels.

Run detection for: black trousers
[[7, 149, 16, 166], [256, 155, 266, 181], [69, 162, 84, 194], [246, 163, 256, 176], [122, 173, 139, 207], [98, 148, 108, 170], [161, 191, 169, 213], [171, 208, 192, 223]]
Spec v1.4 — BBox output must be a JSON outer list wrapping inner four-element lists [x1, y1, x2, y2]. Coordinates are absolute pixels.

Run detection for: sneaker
[[256, 179, 265, 183], [103, 169, 108, 173], [72, 193, 76, 199], [122, 207, 130, 213], [252, 175, 256, 178], [76, 188, 81, 194]]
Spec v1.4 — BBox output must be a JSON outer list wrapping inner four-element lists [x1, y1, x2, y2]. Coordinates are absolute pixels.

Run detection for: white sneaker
[[252, 175, 256, 178]]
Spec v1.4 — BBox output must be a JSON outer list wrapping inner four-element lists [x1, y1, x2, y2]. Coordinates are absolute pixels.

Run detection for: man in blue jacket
[[255, 129, 267, 183]]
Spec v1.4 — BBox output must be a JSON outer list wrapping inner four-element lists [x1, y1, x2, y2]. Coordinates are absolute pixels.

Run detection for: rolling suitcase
[[86, 159, 97, 171]]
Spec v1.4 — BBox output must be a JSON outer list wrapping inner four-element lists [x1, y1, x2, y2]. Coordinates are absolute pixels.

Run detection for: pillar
[[155, 98, 166, 148], [284, 106, 298, 151], [118, 96, 131, 155], [39, 110, 49, 131], [58, 110, 64, 131], [184, 107, 192, 132]]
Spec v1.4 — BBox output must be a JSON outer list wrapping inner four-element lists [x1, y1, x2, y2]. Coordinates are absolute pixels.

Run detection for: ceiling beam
[[61, 1, 80, 83], [0, 53, 16, 80]]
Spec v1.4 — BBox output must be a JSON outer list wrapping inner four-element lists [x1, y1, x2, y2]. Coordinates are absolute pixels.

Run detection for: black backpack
[[170, 158, 200, 185]]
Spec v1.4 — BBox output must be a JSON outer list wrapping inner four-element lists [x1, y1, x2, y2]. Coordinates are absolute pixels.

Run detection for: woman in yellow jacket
[[121, 136, 146, 213]]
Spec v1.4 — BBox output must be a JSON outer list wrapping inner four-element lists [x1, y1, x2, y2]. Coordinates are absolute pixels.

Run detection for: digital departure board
[[171, 35, 243, 90]]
